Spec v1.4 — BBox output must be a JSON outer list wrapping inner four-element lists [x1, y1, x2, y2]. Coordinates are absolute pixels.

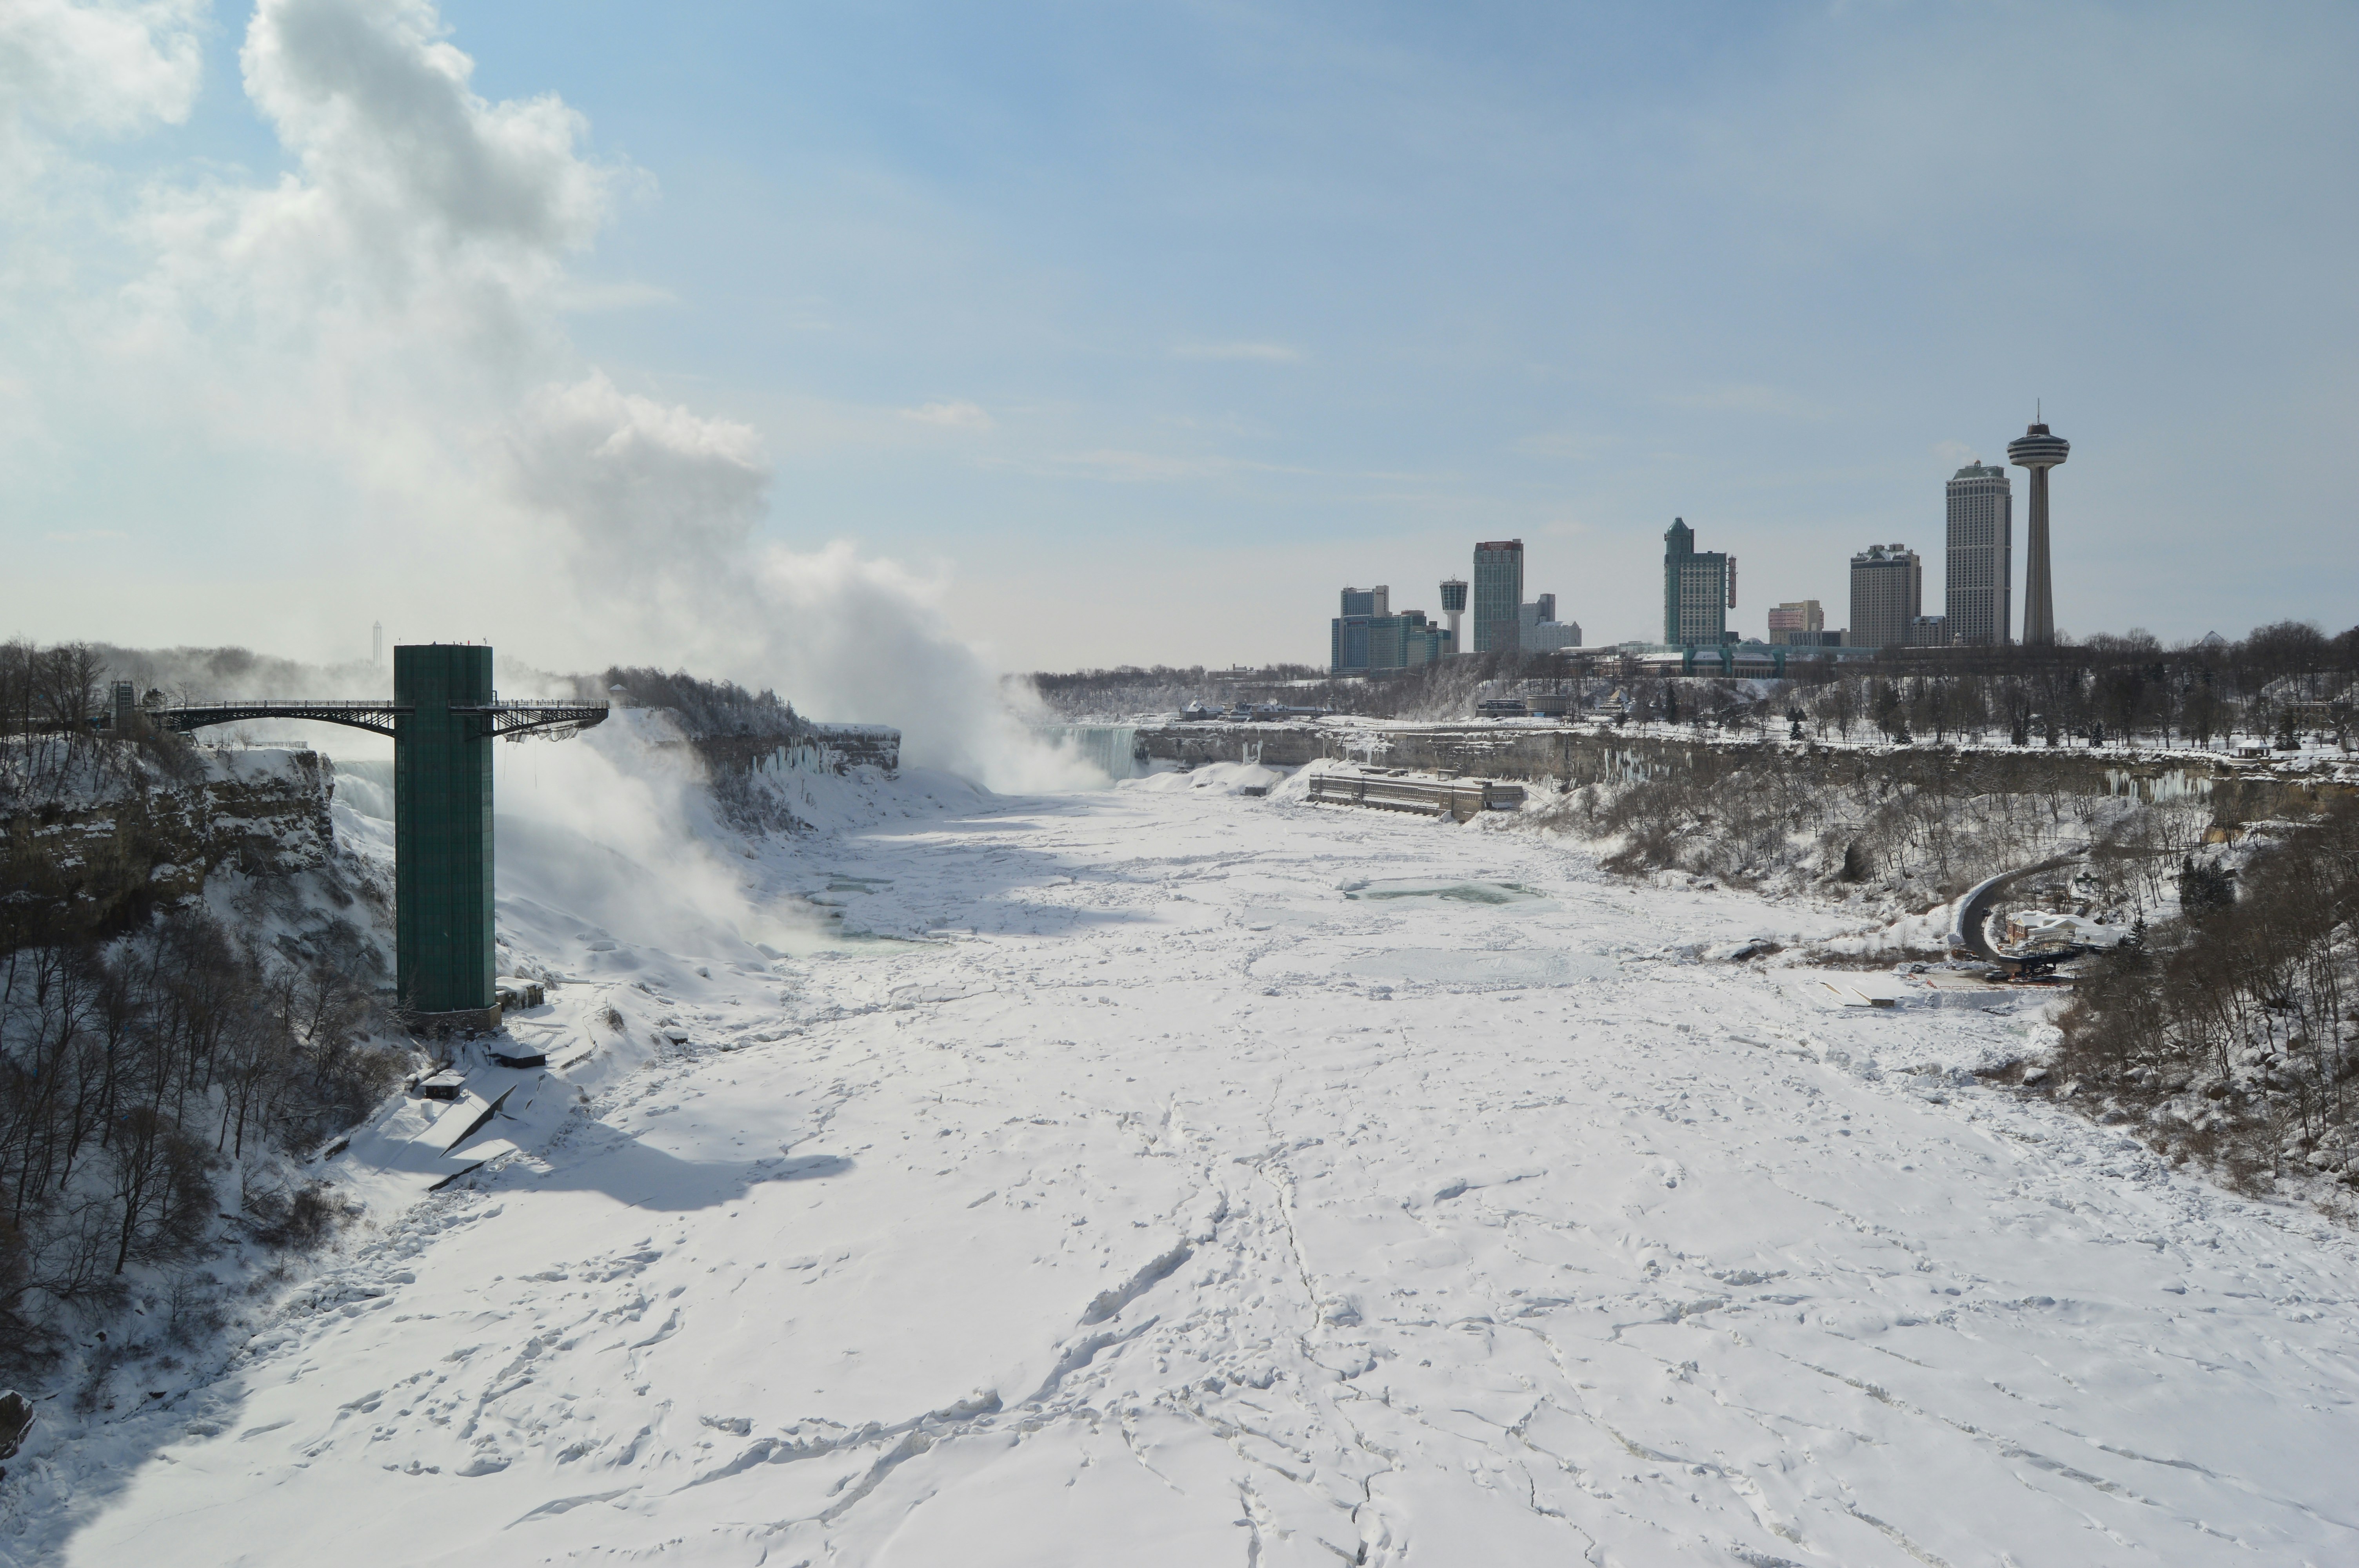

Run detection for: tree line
[[1023, 622, 2359, 742]]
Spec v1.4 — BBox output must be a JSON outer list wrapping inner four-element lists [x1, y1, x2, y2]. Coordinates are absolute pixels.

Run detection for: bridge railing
[[152, 699, 411, 715], [143, 699, 609, 740]]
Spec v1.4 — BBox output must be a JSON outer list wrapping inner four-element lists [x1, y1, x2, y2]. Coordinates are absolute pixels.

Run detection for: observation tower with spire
[[2006, 409, 2070, 646]]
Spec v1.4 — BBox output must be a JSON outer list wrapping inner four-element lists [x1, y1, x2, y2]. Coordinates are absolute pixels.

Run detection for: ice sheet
[[37, 780, 2359, 1568]]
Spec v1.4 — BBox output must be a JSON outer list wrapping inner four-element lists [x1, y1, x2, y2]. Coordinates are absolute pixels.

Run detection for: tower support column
[[394, 644, 498, 1029], [2023, 466, 2054, 646]]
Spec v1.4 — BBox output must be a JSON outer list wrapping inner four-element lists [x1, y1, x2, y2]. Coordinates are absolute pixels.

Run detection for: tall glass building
[[1472, 541, 1524, 654], [1944, 463, 2012, 645]]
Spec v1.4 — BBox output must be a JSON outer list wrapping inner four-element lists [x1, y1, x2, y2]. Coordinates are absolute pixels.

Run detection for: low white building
[[1519, 598, 1582, 650]]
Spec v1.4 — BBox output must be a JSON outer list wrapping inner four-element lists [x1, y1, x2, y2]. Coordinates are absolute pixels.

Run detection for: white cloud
[[550, 279, 679, 313], [507, 371, 768, 564], [0, 0, 203, 168], [898, 399, 993, 430], [1170, 341, 1303, 363], [122, 0, 617, 347]]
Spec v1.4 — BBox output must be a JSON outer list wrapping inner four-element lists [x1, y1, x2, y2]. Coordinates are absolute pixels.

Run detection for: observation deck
[[2006, 423, 2070, 469]]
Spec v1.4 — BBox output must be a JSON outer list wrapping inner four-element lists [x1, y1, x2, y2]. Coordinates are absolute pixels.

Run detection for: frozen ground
[[35, 764, 2359, 1566]]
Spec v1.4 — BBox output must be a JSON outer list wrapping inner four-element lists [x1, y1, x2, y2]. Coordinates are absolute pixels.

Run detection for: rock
[[0, 1392, 32, 1463]]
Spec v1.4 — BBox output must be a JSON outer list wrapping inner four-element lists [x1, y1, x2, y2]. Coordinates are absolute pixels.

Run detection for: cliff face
[[0, 745, 335, 947], [676, 721, 903, 779], [1138, 721, 2357, 818]]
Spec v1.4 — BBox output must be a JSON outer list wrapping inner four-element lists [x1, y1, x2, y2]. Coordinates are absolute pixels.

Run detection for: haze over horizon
[[6, 0, 2354, 682]]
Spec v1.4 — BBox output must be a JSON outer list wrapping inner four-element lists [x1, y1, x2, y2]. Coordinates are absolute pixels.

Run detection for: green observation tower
[[149, 644, 608, 1030], [394, 644, 497, 1020]]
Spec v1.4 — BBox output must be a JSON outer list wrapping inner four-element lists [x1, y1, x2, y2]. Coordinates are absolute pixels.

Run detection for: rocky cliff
[[0, 744, 336, 948]]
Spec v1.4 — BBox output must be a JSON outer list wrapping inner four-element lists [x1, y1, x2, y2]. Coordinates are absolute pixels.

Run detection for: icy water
[[1341, 876, 1545, 904], [36, 777, 2359, 1568]]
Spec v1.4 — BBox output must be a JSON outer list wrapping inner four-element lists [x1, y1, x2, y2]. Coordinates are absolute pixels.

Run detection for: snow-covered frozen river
[[53, 771, 2359, 1566]]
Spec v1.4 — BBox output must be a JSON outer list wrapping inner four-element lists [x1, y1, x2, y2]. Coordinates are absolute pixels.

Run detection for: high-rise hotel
[[1944, 461, 2013, 645], [1471, 541, 1525, 654], [1848, 543, 1921, 649], [1662, 519, 1732, 645]]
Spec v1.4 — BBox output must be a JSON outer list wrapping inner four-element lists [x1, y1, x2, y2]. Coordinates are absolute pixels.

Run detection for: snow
[[25, 763, 2359, 1566]]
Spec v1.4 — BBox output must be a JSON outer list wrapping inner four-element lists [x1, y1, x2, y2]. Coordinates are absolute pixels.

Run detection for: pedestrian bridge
[[150, 697, 605, 740]]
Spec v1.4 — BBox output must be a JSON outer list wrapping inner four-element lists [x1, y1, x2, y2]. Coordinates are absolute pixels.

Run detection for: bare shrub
[[2058, 799, 2359, 1196]]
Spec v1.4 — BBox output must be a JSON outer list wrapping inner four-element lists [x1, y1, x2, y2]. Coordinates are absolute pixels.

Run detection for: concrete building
[[1906, 614, 1951, 648], [1767, 600, 1825, 645], [1472, 541, 1524, 655], [1439, 578, 1467, 655], [1332, 607, 1452, 673], [1403, 615, 1454, 665], [1332, 586, 1392, 671], [1519, 600, 1583, 651], [2007, 419, 2070, 645], [1848, 543, 1922, 649], [1944, 462, 2013, 646], [1662, 518, 1732, 646]]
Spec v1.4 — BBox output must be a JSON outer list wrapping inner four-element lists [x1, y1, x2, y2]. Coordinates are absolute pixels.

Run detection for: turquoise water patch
[[1341, 878, 1545, 905]]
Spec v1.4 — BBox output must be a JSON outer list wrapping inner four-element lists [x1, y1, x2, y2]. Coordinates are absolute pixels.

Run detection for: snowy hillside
[[17, 759, 2359, 1566]]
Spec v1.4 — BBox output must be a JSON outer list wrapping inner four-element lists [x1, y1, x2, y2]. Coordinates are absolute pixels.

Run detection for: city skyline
[[1322, 426, 2059, 666]]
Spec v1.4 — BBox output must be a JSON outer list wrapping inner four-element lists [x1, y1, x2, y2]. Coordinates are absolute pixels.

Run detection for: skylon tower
[[2007, 415, 2070, 646]]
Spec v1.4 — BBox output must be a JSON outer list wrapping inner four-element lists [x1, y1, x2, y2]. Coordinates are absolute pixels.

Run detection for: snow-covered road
[[54, 773, 2359, 1566]]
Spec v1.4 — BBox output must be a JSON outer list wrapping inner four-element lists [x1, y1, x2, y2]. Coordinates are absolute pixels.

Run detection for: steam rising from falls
[[332, 711, 956, 965], [502, 376, 1095, 791], [12, 0, 1090, 793]]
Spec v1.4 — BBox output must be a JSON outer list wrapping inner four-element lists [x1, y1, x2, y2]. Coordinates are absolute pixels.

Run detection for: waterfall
[[1040, 724, 1143, 782]]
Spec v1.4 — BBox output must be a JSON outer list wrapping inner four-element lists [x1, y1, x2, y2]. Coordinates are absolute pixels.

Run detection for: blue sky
[[7, 1, 2355, 675]]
